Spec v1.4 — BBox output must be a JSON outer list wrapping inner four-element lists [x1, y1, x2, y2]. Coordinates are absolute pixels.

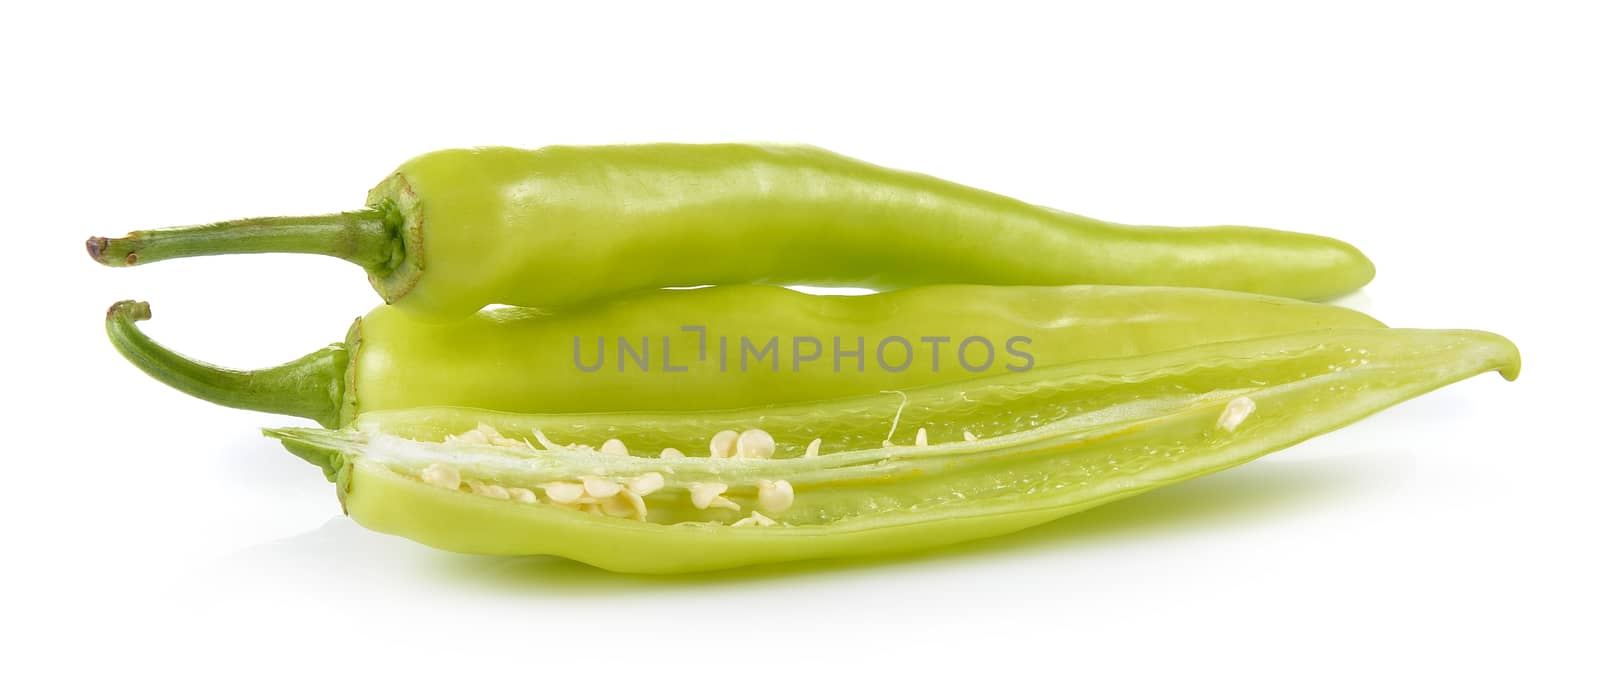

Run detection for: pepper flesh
[[87, 144, 1376, 319], [268, 327, 1518, 574], [104, 285, 1382, 428]]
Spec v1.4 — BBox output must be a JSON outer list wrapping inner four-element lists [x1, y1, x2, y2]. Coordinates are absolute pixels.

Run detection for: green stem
[[105, 301, 347, 428], [86, 208, 397, 272]]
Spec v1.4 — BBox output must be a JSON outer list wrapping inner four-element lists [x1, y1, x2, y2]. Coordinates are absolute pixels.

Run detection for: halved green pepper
[[87, 144, 1375, 319], [269, 327, 1518, 574], [106, 285, 1382, 428]]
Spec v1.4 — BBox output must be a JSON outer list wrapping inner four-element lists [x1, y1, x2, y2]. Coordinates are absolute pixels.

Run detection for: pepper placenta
[[87, 144, 1376, 319], [267, 327, 1519, 574], [106, 285, 1382, 428]]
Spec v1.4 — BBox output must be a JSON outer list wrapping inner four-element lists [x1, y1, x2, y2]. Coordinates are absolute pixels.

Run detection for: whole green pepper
[[106, 285, 1382, 428], [269, 327, 1519, 574], [87, 144, 1375, 319]]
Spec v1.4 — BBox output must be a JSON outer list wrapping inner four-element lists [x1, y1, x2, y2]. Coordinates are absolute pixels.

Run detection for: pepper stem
[[86, 208, 398, 272], [105, 301, 347, 428]]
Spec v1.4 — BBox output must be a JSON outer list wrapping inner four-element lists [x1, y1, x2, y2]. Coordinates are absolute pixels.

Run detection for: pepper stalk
[[87, 209, 399, 271], [104, 300, 348, 429]]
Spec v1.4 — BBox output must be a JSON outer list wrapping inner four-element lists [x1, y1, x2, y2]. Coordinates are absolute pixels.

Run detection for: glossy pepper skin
[[269, 328, 1519, 574], [87, 144, 1375, 319], [104, 285, 1382, 428]]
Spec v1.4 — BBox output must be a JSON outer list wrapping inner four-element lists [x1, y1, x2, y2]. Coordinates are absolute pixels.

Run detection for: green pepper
[[86, 144, 1375, 319], [106, 284, 1382, 429], [267, 327, 1518, 574]]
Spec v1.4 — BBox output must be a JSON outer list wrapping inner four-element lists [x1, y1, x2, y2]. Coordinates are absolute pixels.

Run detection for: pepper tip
[[1484, 333, 1521, 382]]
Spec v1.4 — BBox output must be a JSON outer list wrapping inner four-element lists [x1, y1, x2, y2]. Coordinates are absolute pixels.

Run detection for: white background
[[4, 2, 1596, 695]]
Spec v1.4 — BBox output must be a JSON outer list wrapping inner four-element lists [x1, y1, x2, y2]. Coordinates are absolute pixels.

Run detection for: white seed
[[490, 435, 529, 449], [582, 476, 623, 498], [621, 490, 648, 520], [419, 464, 461, 490], [448, 429, 489, 445], [736, 429, 776, 459], [1216, 396, 1257, 432], [599, 494, 635, 518], [732, 511, 777, 527], [709, 430, 739, 458], [689, 482, 739, 511], [581, 502, 604, 515], [688, 482, 728, 510], [547, 500, 581, 511], [804, 438, 821, 458], [915, 427, 928, 447], [627, 472, 665, 496], [963, 431, 978, 442], [599, 438, 630, 456], [474, 424, 523, 448], [543, 481, 585, 504], [756, 479, 795, 513], [507, 487, 538, 504], [469, 482, 510, 500], [659, 447, 685, 459]]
